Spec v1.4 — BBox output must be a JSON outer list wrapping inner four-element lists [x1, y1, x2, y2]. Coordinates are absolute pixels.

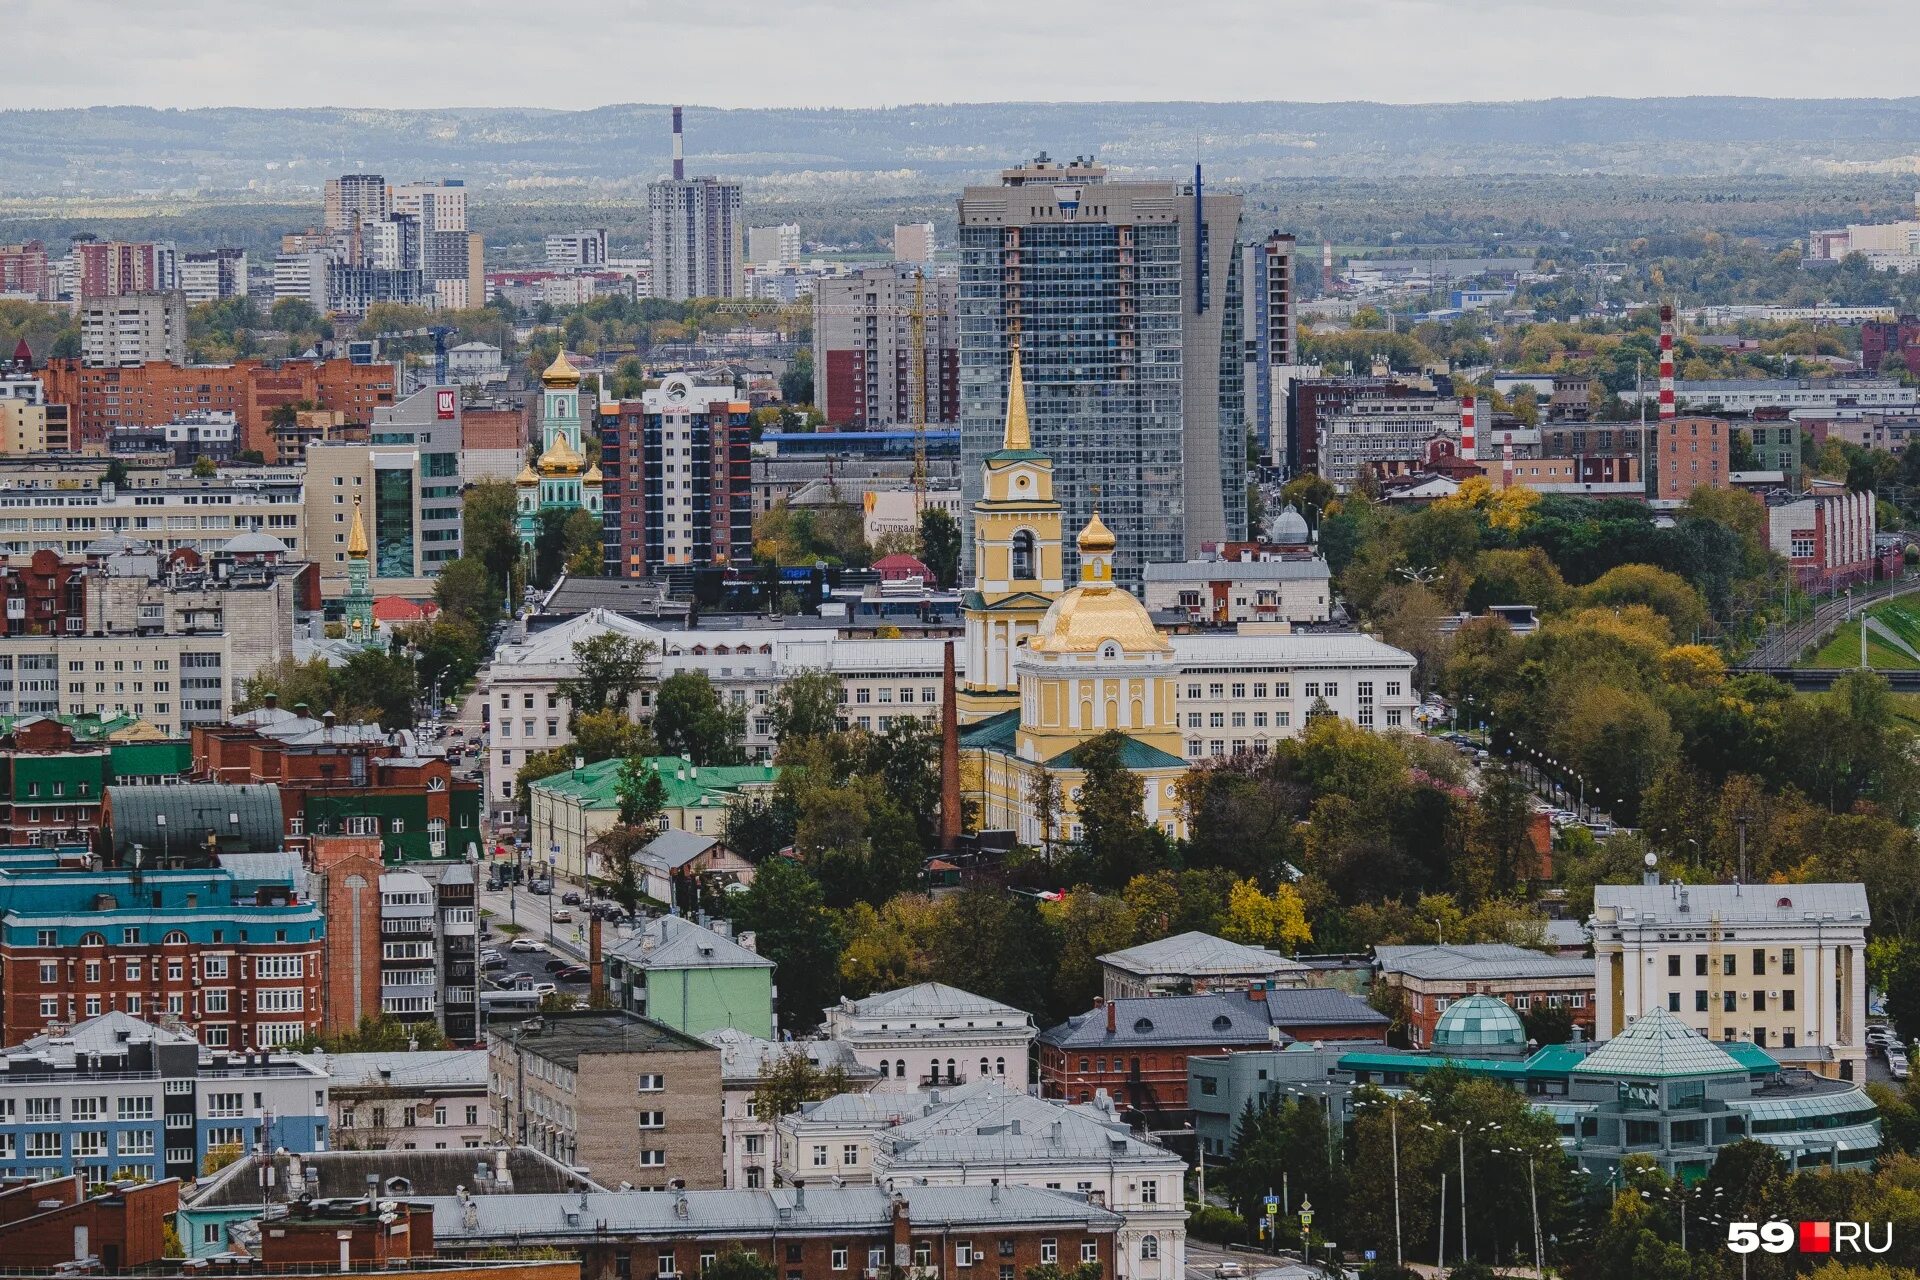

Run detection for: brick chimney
[[589, 913, 605, 1006], [890, 1194, 911, 1258], [1104, 998, 1116, 1034]]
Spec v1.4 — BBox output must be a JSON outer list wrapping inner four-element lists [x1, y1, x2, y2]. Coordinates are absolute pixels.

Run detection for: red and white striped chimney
[[1459, 393, 1477, 461], [671, 106, 685, 180], [1501, 432, 1515, 490], [1658, 303, 1676, 423]]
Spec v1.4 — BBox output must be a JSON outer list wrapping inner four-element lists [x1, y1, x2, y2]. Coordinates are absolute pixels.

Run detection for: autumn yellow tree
[[1221, 879, 1312, 952]]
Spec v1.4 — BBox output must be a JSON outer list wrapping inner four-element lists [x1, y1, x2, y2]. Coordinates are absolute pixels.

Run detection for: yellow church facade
[[958, 350, 1190, 845]]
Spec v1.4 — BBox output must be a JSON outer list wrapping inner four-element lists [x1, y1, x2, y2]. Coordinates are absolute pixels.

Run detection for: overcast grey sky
[[7, 0, 1909, 110]]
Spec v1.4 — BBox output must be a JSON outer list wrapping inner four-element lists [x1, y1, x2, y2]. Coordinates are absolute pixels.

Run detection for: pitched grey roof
[[1594, 882, 1869, 927], [699, 1028, 871, 1084], [868, 1081, 1174, 1167], [1098, 930, 1308, 978], [1262, 988, 1392, 1030], [15, 1012, 196, 1060], [423, 1184, 1120, 1243], [1039, 993, 1278, 1050], [606, 914, 774, 972], [639, 829, 720, 871], [322, 1050, 489, 1091], [186, 1147, 601, 1208], [1571, 1008, 1748, 1080], [840, 982, 1029, 1022], [1374, 943, 1596, 981]]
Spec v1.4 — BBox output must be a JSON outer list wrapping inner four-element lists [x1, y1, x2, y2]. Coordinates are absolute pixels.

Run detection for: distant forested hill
[[3, 98, 1920, 194]]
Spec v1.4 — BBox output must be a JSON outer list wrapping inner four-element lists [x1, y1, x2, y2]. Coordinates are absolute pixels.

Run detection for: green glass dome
[[1432, 994, 1526, 1052]]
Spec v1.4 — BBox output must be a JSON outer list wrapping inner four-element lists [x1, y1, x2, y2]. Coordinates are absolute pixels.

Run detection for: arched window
[[980, 1057, 990, 1079], [79, 932, 106, 947], [163, 931, 189, 946], [880, 1060, 891, 1078], [945, 1058, 957, 1082], [1011, 529, 1036, 579], [895, 1059, 906, 1079], [995, 1057, 1006, 1076], [1141, 1236, 1159, 1261]]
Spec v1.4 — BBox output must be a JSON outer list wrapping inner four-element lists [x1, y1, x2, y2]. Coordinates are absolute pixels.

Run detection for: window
[[658, 1254, 676, 1277], [637, 1111, 665, 1129], [831, 1250, 848, 1272], [956, 1243, 974, 1268], [1723, 992, 1737, 1013], [1695, 955, 1708, 976], [1081, 1242, 1099, 1264], [1695, 990, 1709, 1012], [1141, 1236, 1160, 1261], [1754, 991, 1768, 1012], [637, 1150, 667, 1167], [1668, 955, 1680, 976], [1040, 1242, 1057, 1265], [843, 1143, 859, 1165], [636, 1074, 665, 1092], [1783, 990, 1796, 1011], [1667, 992, 1680, 1012], [812, 1144, 828, 1167], [1140, 1179, 1158, 1204], [1783, 949, 1796, 975], [1724, 955, 1737, 976], [1753, 948, 1767, 974]]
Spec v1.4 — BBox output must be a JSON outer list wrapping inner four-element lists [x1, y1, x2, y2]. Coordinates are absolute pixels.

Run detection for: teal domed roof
[[1432, 994, 1526, 1052]]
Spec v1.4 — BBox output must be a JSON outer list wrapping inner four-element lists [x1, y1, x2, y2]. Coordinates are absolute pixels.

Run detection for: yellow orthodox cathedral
[[958, 350, 1189, 843]]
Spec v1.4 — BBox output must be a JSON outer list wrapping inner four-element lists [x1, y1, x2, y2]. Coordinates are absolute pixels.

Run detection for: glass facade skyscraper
[[958, 156, 1244, 592]]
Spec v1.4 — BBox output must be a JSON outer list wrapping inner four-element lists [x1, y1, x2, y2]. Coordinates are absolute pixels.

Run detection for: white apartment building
[[1142, 556, 1331, 625], [79, 293, 187, 368], [778, 1079, 1186, 1280], [703, 1029, 874, 1190], [484, 611, 1418, 817], [0, 469, 306, 560], [1620, 378, 1920, 415], [322, 1050, 490, 1152], [546, 230, 609, 270], [821, 983, 1037, 1092], [1593, 879, 1870, 1082], [1316, 396, 1463, 490]]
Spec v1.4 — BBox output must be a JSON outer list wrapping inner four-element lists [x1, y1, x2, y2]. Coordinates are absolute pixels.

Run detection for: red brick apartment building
[[38, 357, 395, 452]]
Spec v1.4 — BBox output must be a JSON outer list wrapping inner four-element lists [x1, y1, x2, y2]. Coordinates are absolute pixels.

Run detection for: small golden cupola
[[541, 349, 582, 387]]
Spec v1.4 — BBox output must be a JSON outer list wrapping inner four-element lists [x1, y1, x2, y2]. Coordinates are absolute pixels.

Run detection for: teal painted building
[[1192, 998, 1880, 1183], [604, 914, 776, 1040], [515, 350, 602, 554]]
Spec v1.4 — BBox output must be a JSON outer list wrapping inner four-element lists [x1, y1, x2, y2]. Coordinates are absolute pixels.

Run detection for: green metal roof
[[109, 740, 192, 780], [530, 755, 779, 813], [960, 590, 1057, 614], [105, 784, 284, 860], [1045, 736, 1186, 771], [0, 712, 148, 743], [1719, 1041, 1784, 1074], [1337, 1052, 1534, 1081], [958, 710, 1020, 752]]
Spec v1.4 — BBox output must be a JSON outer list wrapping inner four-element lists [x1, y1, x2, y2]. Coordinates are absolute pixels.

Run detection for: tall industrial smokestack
[[1459, 393, 1477, 462], [671, 106, 685, 180], [1658, 303, 1676, 423], [1321, 240, 1334, 292]]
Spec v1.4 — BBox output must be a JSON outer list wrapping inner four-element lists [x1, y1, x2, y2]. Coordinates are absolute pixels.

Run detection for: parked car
[[1887, 1049, 1910, 1081], [507, 938, 546, 953], [543, 957, 574, 973], [555, 965, 591, 983], [561, 891, 583, 906], [551, 908, 573, 923], [527, 982, 558, 998], [481, 955, 507, 971], [526, 880, 552, 896], [1214, 1265, 1245, 1280]]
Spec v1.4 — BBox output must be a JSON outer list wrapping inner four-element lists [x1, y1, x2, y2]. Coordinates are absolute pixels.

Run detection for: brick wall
[[313, 835, 384, 1033]]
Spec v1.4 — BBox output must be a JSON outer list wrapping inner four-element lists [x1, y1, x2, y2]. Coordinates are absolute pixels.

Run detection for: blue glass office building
[[958, 156, 1244, 591]]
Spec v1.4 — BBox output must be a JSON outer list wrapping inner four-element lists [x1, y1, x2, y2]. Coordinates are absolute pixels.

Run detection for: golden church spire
[[347, 497, 369, 558], [1001, 346, 1032, 452]]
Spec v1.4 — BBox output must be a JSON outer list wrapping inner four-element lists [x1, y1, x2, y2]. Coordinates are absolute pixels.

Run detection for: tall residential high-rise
[[391, 178, 483, 309], [178, 248, 249, 302], [893, 222, 937, 264], [71, 240, 177, 298], [746, 224, 800, 266], [1242, 231, 1300, 466], [0, 241, 51, 300], [956, 155, 1244, 590], [77, 292, 187, 368], [597, 374, 752, 578], [648, 108, 744, 300], [813, 265, 959, 428], [324, 174, 390, 233], [546, 229, 609, 269]]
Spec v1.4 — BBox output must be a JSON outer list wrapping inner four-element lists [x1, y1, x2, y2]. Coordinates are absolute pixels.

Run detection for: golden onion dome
[[537, 431, 586, 475], [1027, 585, 1170, 656], [541, 350, 582, 387], [583, 463, 603, 484], [514, 463, 539, 487], [1077, 509, 1117, 554]]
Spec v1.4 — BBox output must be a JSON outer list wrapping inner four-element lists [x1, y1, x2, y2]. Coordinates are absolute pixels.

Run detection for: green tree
[[781, 349, 814, 406], [1073, 731, 1166, 887], [339, 647, 421, 729], [270, 296, 322, 333], [515, 746, 579, 816], [191, 455, 217, 477], [925, 886, 1059, 1022], [919, 507, 961, 588], [699, 1252, 777, 1280], [769, 668, 843, 749], [102, 457, 131, 487], [433, 555, 500, 633], [557, 632, 655, 722], [463, 480, 521, 598], [616, 756, 669, 827], [593, 823, 653, 912], [750, 1048, 851, 1121], [235, 656, 342, 718], [572, 707, 655, 763], [653, 670, 747, 765], [734, 858, 843, 1031]]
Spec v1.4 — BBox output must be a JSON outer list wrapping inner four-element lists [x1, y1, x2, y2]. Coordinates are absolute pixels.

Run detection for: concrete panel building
[[814, 266, 959, 429], [79, 293, 187, 368]]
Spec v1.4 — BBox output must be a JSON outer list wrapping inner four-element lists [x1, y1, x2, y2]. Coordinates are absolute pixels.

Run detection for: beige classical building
[[1593, 880, 1870, 1082], [488, 1009, 723, 1191]]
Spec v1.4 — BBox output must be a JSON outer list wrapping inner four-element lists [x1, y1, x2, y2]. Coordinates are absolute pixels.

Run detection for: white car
[[507, 938, 547, 953], [527, 982, 557, 997]]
